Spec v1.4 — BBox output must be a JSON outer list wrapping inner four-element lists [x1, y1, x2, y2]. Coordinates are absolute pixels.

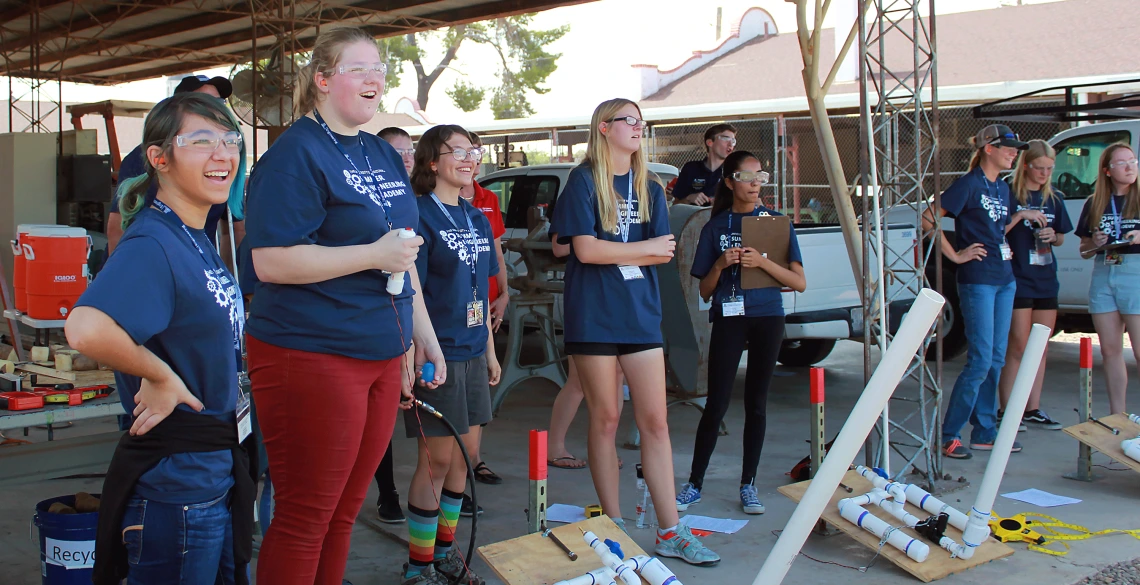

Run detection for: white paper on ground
[[678, 514, 749, 534], [546, 504, 587, 524], [1000, 488, 1082, 508]]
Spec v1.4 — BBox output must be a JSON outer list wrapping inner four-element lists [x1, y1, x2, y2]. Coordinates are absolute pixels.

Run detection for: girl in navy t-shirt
[[240, 28, 446, 585], [400, 125, 500, 585], [550, 98, 718, 566], [997, 140, 1072, 430], [677, 151, 805, 516], [1075, 142, 1140, 414], [923, 124, 1029, 460], [67, 92, 249, 583]]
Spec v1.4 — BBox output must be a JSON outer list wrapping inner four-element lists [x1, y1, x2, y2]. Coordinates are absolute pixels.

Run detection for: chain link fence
[[646, 102, 1069, 224]]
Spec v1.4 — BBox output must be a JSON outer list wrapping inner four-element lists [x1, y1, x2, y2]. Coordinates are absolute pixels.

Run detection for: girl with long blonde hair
[[1076, 142, 1140, 414], [549, 98, 719, 566], [996, 139, 1073, 430]]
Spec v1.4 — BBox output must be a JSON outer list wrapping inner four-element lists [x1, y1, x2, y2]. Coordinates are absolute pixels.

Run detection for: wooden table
[[478, 516, 648, 585]]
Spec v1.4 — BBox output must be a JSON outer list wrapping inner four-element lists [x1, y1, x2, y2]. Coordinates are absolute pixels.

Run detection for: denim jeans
[[942, 280, 1016, 445], [121, 491, 241, 585]]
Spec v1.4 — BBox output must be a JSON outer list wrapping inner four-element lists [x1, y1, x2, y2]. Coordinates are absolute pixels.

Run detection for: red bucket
[[22, 226, 89, 320], [10, 224, 59, 313]]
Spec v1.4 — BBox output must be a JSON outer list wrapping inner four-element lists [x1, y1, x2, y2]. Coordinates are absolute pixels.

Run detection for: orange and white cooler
[[9, 223, 59, 313], [21, 225, 90, 320]]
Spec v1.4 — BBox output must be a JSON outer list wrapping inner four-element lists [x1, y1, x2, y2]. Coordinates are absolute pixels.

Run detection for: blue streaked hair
[[116, 92, 247, 228]]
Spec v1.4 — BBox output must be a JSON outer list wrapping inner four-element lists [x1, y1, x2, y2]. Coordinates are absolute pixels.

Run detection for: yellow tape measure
[[990, 512, 1140, 556]]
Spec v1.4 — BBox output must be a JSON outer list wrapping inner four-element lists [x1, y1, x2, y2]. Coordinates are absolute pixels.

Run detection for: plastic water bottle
[[386, 228, 416, 295], [635, 464, 655, 529]]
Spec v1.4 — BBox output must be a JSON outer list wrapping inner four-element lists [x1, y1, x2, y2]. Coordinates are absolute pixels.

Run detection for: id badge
[[1029, 251, 1048, 266], [1000, 241, 1013, 261], [1105, 251, 1123, 266], [722, 296, 745, 317], [619, 265, 644, 281], [467, 300, 485, 327], [236, 392, 252, 443]]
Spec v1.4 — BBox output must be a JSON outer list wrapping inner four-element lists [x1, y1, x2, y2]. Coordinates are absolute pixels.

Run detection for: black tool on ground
[[1076, 408, 1119, 435], [541, 523, 577, 561], [414, 398, 478, 584], [914, 513, 950, 545]]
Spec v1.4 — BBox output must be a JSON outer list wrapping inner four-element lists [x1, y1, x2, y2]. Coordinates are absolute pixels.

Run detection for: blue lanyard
[[1111, 196, 1122, 239], [430, 193, 481, 301], [981, 175, 1005, 224], [312, 109, 395, 231], [152, 200, 244, 366], [619, 173, 633, 243]]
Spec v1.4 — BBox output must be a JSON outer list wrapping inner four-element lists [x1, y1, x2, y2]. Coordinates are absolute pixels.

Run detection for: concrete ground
[[2, 334, 1138, 585]]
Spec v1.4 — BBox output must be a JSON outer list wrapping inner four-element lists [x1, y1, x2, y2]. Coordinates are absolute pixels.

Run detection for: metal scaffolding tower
[[2, 0, 63, 133], [859, 0, 943, 489]]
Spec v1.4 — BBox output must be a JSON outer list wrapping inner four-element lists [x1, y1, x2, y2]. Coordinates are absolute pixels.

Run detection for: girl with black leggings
[[676, 150, 806, 515]]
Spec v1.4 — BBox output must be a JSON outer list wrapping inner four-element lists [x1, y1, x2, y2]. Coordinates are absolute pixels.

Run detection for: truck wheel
[[777, 339, 837, 367], [926, 267, 967, 361]]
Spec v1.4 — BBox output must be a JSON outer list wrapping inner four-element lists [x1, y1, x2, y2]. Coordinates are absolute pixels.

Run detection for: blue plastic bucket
[[33, 495, 99, 585]]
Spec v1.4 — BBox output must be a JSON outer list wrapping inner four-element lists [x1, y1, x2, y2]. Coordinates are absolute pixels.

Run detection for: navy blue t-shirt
[[673, 159, 722, 203], [940, 167, 1014, 285], [691, 205, 803, 320], [112, 145, 227, 246], [76, 207, 244, 504], [243, 117, 417, 361], [415, 195, 499, 361], [1008, 190, 1073, 298], [1075, 194, 1140, 255], [551, 165, 670, 344]]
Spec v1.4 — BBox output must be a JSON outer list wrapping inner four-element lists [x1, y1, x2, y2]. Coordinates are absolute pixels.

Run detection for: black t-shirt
[[673, 159, 722, 203], [1075, 194, 1140, 255]]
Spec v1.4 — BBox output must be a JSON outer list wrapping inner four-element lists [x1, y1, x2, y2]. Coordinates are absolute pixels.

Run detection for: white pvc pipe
[[753, 289, 944, 585], [555, 568, 617, 585], [1128, 414, 1140, 425], [957, 323, 1050, 559], [637, 557, 682, 585], [837, 498, 931, 562], [900, 482, 968, 531], [1122, 438, 1140, 463], [582, 531, 640, 585]]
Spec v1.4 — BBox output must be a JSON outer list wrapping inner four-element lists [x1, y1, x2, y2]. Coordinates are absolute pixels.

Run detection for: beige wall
[[0, 132, 58, 290]]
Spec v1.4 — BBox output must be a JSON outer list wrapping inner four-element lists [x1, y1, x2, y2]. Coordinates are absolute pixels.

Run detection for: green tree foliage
[[447, 80, 486, 112]]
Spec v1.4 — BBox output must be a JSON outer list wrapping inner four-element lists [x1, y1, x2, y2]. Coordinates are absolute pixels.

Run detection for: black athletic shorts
[[1013, 296, 1059, 311], [564, 342, 663, 356]]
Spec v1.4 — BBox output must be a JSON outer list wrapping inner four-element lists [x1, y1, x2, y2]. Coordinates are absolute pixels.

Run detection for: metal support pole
[[1064, 337, 1098, 482], [809, 367, 826, 478]]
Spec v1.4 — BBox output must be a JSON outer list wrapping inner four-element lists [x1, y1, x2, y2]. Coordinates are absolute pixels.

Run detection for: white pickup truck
[[480, 163, 918, 366]]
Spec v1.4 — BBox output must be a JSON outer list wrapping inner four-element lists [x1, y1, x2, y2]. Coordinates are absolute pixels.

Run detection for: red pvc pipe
[[529, 430, 547, 481], [1080, 337, 1092, 369], [810, 367, 825, 405]]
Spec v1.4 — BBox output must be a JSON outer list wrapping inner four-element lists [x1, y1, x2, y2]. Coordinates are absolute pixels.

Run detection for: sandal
[[548, 456, 588, 470], [472, 461, 503, 485]]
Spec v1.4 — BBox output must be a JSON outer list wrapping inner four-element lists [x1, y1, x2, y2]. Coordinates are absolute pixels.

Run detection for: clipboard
[[1089, 239, 1132, 254], [741, 215, 790, 290]]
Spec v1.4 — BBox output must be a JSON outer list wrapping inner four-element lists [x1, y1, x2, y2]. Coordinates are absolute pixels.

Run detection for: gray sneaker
[[434, 547, 485, 585], [611, 516, 630, 535], [740, 483, 765, 515], [401, 564, 449, 585], [655, 524, 720, 566]]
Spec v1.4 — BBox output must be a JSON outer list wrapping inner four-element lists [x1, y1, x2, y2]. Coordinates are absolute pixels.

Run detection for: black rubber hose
[[414, 398, 477, 585]]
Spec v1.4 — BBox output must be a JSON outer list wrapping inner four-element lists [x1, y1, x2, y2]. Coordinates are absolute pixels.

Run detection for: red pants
[[248, 335, 402, 585]]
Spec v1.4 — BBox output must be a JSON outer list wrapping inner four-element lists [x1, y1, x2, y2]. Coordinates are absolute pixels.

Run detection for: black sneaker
[[460, 493, 483, 518], [998, 409, 1028, 432], [377, 492, 406, 524], [1023, 409, 1063, 430]]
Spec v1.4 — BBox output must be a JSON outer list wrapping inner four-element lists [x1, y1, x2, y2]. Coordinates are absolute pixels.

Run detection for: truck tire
[[777, 339, 837, 367], [926, 266, 967, 361]]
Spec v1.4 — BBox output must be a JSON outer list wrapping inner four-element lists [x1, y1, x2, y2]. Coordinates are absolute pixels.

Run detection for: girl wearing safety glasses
[[679, 150, 805, 516], [923, 124, 1029, 461], [66, 92, 251, 584], [1076, 142, 1140, 414], [401, 125, 500, 585], [242, 27, 445, 584], [997, 140, 1071, 432], [551, 98, 720, 567]]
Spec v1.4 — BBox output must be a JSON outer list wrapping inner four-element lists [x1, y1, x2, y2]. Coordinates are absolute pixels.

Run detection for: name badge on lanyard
[[617, 173, 644, 282], [1107, 197, 1124, 265], [1000, 240, 1013, 261], [722, 210, 750, 317], [236, 390, 251, 443], [431, 194, 485, 327]]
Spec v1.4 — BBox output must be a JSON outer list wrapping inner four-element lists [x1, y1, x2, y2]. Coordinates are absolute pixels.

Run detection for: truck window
[[480, 177, 516, 215], [1053, 130, 1132, 199], [504, 176, 561, 229]]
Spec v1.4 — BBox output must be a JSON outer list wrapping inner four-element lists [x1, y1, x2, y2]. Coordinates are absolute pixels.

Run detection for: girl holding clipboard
[[677, 150, 805, 516], [1076, 142, 1140, 414]]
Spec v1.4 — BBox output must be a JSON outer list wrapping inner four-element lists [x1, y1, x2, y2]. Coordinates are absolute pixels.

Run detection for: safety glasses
[[174, 130, 243, 154], [731, 170, 770, 185]]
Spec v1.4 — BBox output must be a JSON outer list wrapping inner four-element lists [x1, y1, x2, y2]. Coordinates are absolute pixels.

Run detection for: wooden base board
[[778, 470, 1014, 583], [16, 362, 114, 385], [1063, 413, 1140, 473], [478, 516, 649, 585]]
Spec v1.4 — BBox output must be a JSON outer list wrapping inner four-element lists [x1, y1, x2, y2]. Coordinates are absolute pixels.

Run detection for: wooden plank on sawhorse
[[1063, 413, 1140, 474], [478, 515, 648, 585], [778, 470, 1015, 583]]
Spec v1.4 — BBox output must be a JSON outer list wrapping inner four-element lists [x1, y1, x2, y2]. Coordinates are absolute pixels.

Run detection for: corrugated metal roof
[[0, 0, 592, 84]]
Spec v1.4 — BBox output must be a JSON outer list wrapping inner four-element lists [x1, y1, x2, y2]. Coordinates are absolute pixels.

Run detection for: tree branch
[[795, 0, 811, 68], [425, 24, 466, 88], [408, 33, 426, 80], [821, 0, 869, 95]]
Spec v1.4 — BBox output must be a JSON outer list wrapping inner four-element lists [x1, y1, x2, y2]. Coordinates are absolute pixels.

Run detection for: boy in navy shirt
[[673, 123, 736, 206]]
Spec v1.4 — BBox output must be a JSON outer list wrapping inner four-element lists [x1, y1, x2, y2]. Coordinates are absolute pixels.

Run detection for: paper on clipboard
[[740, 215, 790, 290]]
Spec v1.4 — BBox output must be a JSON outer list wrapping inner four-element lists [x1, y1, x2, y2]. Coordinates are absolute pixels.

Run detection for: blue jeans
[[121, 491, 241, 585], [942, 281, 1016, 445]]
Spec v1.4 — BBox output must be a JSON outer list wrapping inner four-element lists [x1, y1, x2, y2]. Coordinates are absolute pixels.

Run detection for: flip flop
[[548, 456, 588, 470], [473, 461, 503, 485]]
